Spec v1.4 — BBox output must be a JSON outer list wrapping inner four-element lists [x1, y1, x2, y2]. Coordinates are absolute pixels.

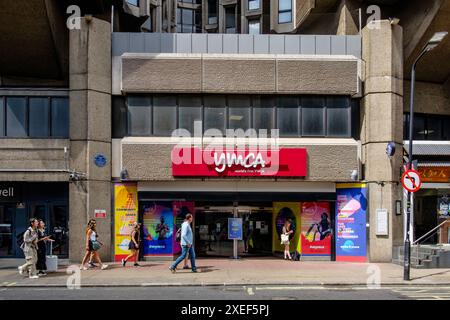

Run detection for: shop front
[[0, 182, 69, 258]]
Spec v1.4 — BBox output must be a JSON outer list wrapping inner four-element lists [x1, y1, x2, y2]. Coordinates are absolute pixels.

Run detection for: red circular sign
[[401, 170, 422, 193]]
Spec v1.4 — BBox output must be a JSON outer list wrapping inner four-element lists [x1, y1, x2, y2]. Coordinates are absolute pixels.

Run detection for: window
[[29, 98, 50, 137], [248, 0, 260, 10], [225, 6, 236, 33], [326, 97, 350, 137], [248, 19, 260, 35], [177, 8, 202, 33], [51, 98, 69, 138], [153, 96, 177, 136], [403, 113, 450, 141], [126, 0, 139, 6], [204, 95, 226, 133], [127, 96, 151, 136], [277, 97, 299, 136], [228, 96, 251, 131], [253, 96, 275, 134], [112, 96, 127, 138], [0, 97, 4, 137], [179, 95, 202, 134], [278, 0, 292, 23], [208, 0, 218, 24], [6, 97, 27, 137], [302, 97, 325, 136]]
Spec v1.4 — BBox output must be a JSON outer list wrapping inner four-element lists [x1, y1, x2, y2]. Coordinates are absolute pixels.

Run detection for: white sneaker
[[18, 266, 24, 276], [101, 264, 108, 270], [29, 275, 39, 279], [79, 265, 88, 270]]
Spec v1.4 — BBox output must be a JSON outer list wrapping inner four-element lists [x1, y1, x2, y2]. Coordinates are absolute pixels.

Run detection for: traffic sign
[[401, 170, 422, 193]]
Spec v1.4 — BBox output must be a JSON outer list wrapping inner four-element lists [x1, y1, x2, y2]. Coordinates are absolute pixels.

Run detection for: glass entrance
[[239, 207, 273, 256], [0, 205, 15, 257]]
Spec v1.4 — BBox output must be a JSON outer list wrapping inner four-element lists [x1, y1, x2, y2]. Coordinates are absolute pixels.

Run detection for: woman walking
[[122, 222, 141, 267], [36, 220, 54, 276], [281, 219, 294, 260], [80, 219, 108, 270]]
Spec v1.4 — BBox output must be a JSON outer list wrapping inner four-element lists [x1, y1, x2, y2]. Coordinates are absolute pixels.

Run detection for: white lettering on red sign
[[213, 152, 266, 173]]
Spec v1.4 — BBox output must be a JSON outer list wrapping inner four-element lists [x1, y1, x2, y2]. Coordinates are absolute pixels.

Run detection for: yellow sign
[[114, 183, 138, 261], [272, 202, 301, 253]]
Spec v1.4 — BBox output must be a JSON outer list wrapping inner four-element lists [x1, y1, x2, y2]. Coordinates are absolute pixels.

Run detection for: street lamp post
[[404, 31, 448, 281]]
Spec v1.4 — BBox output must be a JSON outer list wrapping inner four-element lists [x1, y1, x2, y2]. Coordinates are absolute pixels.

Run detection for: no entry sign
[[401, 170, 422, 193]]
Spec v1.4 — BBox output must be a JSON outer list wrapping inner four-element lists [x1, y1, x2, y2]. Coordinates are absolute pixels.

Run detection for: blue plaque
[[94, 154, 107, 167]]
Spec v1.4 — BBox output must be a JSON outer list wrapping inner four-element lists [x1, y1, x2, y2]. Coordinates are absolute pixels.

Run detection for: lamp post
[[404, 31, 448, 281]]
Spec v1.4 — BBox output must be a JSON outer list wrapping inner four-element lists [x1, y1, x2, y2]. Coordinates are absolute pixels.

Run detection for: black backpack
[[175, 227, 182, 243]]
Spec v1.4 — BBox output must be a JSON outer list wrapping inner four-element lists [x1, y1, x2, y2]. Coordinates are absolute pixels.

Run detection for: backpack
[[16, 230, 27, 250], [292, 251, 301, 261], [175, 227, 182, 243]]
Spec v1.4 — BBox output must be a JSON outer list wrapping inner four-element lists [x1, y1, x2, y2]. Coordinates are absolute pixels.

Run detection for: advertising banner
[[172, 147, 307, 177], [172, 201, 195, 255], [335, 184, 367, 262], [438, 195, 450, 219], [142, 202, 174, 256], [272, 202, 301, 253], [114, 183, 138, 262], [301, 202, 332, 256], [228, 218, 243, 240]]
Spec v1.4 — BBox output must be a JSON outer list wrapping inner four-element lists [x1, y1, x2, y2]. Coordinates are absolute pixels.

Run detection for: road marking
[[6, 282, 16, 287], [246, 287, 255, 295]]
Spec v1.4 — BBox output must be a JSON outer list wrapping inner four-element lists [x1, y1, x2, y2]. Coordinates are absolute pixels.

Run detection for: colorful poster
[[228, 218, 243, 240], [301, 202, 332, 256], [114, 183, 138, 262], [272, 202, 301, 253], [172, 201, 195, 255], [142, 202, 174, 256], [336, 184, 367, 262]]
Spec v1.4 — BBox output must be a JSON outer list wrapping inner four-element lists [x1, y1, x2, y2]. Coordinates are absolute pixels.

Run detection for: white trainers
[[101, 264, 108, 270], [29, 275, 39, 279], [79, 265, 88, 270], [18, 266, 24, 276]]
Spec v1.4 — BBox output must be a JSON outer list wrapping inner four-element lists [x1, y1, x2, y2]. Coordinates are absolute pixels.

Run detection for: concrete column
[[361, 20, 404, 262], [69, 18, 112, 263]]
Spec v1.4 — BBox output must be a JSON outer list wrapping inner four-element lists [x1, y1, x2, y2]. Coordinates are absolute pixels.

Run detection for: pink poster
[[172, 202, 195, 255], [301, 202, 332, 256]]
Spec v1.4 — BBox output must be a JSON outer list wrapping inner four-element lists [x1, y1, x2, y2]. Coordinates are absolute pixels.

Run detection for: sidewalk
[[1, 258, 450, 288]]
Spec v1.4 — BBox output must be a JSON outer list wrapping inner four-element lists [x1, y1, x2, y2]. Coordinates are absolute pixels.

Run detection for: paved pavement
[[1, 258, 450, 288]]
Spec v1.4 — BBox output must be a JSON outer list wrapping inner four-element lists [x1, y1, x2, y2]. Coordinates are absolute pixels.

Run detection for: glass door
[[194, 207, 234, 257], [239, 207, 273, 256], [0, 205, 14, 257]]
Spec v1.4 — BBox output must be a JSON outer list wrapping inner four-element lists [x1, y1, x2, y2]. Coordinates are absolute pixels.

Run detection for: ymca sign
[[171, 147, 307, 177]]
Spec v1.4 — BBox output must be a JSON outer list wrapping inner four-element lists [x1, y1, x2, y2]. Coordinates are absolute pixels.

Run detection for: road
[[1, 285, 450, 300]]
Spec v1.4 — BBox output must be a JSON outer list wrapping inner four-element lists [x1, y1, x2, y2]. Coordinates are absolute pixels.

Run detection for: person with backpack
[[80, 219, 108, 270], [18, 218, 40, 279], [169, 213, 197, 273], [122, 222, 141, 267]]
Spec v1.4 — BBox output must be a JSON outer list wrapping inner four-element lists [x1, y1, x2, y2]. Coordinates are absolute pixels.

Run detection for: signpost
[[401, 169, 422, 193]]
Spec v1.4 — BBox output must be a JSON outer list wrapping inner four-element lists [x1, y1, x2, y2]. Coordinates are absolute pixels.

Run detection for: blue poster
[[228, 218, 243, 240], [142, 202, 174, 256], [336, 184, 367, 262]]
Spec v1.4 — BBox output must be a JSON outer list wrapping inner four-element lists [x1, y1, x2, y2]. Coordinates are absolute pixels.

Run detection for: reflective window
[[29, 98, 50, 137], [6, 97, 27, 137], [327, 97, 350, 137], [153, 96, 177, 136], [278, 0, 292, 23], [228, 96, 251, 131], [404, 113, 450, 141], [302, 97, 325, 136], [51, 98, 69, 138], [204, 95, 226, 133], [208, 0, 218, 24], [248, 0, 260, 10], [253, 96, 275, 134], [225, 6, 236, 33], [126, 0, 139, 6], [277, 97, 299, 136], [0, 97, 4, 137], [177, 8, 202, 33], [128, 96, 152, 136], [179, 95, 202, 135], [248, 20, 260, 35]]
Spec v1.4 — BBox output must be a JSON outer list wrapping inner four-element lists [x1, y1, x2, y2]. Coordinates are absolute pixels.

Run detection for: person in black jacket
[[36, 220, 54, 276]]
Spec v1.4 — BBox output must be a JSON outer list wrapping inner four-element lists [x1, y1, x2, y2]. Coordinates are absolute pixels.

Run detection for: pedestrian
[[36, 220, 54, 276], [122, 222, 141, 267], [281, 219, 294, 260], [169, 213, 197, 273], [80, 219, 108, 270], [18, 218, 40, 279]]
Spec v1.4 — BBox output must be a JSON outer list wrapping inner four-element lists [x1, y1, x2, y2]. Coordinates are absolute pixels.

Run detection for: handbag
[[91, 240, 101, 251], [281, 233, 289, 243]]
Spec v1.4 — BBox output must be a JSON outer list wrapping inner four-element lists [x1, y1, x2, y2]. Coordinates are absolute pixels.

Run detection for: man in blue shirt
[[169, 214, 197, 273]]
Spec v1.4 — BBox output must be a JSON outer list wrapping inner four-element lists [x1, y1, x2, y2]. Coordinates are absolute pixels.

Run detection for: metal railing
[[412, 220, 448, 266]]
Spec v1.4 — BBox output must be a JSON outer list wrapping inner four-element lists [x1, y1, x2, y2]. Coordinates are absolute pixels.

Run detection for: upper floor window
[[126, 0, 139, 6], [177, 8, 202, 33], [248, 19, 260, 35], [121, 94, 356, 138], [248, 0, 260, 10], [0, 96, 69, 138], [278, 0, 292, 24], [207, 0, 218, 24], [404, 113, 450, 141], [225, 6, 236, 34]]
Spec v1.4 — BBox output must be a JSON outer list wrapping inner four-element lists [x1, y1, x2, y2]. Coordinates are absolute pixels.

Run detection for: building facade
[[0, 0, 448, 264]]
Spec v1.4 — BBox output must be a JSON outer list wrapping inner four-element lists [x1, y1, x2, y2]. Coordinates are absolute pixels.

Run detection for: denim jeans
[[171, 245, 196, 271]]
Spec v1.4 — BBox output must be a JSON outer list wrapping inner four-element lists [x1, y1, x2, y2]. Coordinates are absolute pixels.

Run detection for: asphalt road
[[1, 285, 449, 300]]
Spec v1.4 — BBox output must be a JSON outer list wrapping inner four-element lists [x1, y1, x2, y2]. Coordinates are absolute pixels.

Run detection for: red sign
[[95, 209, 107, 219], [401, 170, 422, 193], [171, 147, 307, 177]]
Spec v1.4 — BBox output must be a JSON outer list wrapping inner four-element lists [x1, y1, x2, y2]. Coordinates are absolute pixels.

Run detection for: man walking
[[18, 218, 40, 279], [169, 214, 197, 273]]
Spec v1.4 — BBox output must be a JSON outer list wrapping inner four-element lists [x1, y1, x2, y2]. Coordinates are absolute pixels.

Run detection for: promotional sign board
[[228, 218, 243, 240], [173, 201, 195, 255], [142, 202, 174, 256], [335, 184, 367, 262], [300, 202, 332, 256], [114, 183, 139, 262], [172, 147, 307, 177], [272, 202, 301, 253]]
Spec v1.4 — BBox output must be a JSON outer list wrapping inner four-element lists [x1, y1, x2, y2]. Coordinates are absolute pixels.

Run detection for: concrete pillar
[[69, 18, 112, 263], [361, 20, 404, 262]]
